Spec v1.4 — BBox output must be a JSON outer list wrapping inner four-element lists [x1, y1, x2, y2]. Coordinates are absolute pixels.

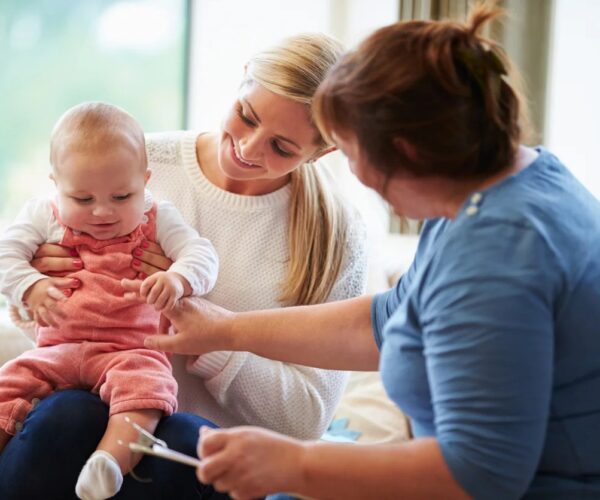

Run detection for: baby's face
[[52, 142, 149, 240]]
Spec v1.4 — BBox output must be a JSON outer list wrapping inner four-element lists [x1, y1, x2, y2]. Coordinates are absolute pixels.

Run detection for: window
[[187, 0, 398, 131], [546, 0, 600, 198], [0, 0, 189, 231], [186, 0, 398, 238]]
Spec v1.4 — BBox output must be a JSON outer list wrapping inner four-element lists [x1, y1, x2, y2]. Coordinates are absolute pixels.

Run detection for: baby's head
[[49, 102, 150, 240]]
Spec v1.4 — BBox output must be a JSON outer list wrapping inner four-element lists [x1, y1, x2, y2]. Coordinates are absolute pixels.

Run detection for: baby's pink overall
[[0, 205, 177, 435]]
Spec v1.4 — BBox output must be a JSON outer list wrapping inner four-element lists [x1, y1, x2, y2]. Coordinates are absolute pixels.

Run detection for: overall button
[[14, 421, 23, 432], [31, 397, 40, 407], [466, 205, 478, 216]]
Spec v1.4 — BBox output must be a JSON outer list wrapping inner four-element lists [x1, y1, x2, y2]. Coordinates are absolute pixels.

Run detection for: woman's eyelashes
[[237, 107, 256, 127], [271, 141, 293, 158], [236, 105, 294, 158]]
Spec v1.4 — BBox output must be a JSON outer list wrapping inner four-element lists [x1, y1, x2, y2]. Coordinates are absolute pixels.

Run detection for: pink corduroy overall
[[0, 204, 177, 435]]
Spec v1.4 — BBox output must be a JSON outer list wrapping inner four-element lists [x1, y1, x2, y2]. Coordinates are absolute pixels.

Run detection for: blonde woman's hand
[[132, 240, 173, 278], [196, 426, 306, 500], [131, 295, 235, 355], [31, 243, 83, 277], [25, 244, 82, 324]]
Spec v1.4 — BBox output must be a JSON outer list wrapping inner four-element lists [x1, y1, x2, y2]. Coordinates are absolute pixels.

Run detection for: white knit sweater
[[146, 131, 368, 439]]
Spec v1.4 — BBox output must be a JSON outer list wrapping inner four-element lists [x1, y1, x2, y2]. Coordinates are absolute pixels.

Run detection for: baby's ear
[[145, 169, 152, 184], [49, 171, 55, 183]]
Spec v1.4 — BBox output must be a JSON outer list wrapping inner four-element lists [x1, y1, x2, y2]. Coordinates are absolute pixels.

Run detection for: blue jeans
[[0, 389, 230, 499]]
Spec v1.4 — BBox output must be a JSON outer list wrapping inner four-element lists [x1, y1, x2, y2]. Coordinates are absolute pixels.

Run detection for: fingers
[[132, 258, 158, 277], [124, 275, 177, 312], [141, 275, 162, 303], [158, 314, 171, 334], [143, 333, 181, 352], [198, 427, 227, 458], [44, 293, 67, 320], [121, 278, 142, 292], [140, 240, 164, 256], [49, 277, 81, 291], [153, 288, 174, 311], [211, 470, 241, 495], [197, 428, 231, 484], [34, 296, 66, 328], [133, 246, 172, 275], [36, 307, 56, 328], [121, 278, 143, 300], [46, 285, 69, 302], [34, 308, 49, 328], [33, 243, 75, 259], [133, 260, 166, 278], [30, 256, 83, 274]]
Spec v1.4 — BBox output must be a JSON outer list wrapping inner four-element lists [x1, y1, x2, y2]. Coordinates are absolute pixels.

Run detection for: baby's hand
[[139, 271, 191, 312], [23, 278, 69, 327]]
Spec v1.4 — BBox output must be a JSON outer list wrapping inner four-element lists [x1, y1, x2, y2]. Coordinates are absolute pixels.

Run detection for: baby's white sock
[[75, 450, 123, 500]]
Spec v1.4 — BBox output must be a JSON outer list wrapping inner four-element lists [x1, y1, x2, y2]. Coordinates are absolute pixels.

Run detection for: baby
[[0, 102, 219, 499]]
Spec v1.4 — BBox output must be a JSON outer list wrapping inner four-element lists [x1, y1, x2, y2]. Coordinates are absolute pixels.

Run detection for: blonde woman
[[0, 34, 367, 499]]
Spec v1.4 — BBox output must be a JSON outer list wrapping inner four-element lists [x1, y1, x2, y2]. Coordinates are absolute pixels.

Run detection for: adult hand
[[26, 244, 81, 324], [196, 426, 306, 500], [132, 240, 173, 278], [31, 243, 83, 278], [133, 295, 234, 355]]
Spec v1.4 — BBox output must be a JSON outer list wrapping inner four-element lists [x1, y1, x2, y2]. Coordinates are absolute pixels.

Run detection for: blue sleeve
[[420, 221, 559, 499], [372, 277, 410, 349], [371, 219, 449, 348]]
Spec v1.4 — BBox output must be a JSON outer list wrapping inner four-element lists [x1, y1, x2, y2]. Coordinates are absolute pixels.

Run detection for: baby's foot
[[75, 450, 123, 500]]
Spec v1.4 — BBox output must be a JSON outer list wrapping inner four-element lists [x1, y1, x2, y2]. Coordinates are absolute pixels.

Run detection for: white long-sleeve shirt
[[0, 193, 219, 306], [146, 131, 368, 439]]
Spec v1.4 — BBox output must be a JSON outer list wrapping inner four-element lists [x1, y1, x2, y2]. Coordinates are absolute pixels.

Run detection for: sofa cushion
[[334, 371, 411, 443], [0, 319, 34, 367]]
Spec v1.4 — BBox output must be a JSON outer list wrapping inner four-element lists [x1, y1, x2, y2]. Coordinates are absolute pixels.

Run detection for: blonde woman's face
[[218, 82, 320, 194]]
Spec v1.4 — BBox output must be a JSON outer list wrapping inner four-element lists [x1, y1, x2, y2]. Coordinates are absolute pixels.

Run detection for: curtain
[[397, 0, 553, 143], [390, 0, 552, 233]]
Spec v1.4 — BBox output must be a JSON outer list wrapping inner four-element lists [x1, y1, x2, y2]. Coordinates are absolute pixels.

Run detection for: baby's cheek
[[58, 203, 85, 232]]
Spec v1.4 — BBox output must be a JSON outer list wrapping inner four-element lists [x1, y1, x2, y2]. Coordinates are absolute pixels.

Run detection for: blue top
[[372, 148, 600, 499]]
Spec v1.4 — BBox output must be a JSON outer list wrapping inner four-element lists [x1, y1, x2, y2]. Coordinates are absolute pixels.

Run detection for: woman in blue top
[[137, 3, 600, 499]]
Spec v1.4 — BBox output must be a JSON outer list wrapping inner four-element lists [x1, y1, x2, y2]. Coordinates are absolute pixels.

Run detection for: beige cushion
[[0, 316, 34, 367], [334, 371, 411, 443]]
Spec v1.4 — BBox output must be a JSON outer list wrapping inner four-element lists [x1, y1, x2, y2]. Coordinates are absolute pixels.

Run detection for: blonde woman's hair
[[245, 33, 348, 306]]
